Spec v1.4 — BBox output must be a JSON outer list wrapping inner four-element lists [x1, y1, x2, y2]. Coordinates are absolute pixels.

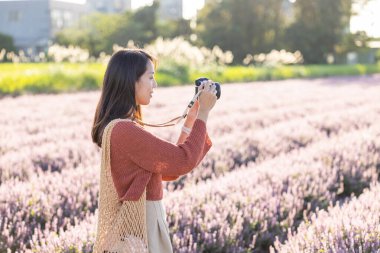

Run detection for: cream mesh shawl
[[93, 119, 149, 253]]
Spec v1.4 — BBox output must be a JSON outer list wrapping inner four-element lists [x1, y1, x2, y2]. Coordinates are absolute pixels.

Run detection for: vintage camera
[[195, 77, 221, 99]]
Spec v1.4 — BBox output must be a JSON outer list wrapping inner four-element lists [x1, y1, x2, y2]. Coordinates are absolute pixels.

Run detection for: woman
[[91, 49, 217, 253]]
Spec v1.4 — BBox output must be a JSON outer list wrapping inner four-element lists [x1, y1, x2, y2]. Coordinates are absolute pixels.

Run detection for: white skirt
[[146, 200, 173, 253]]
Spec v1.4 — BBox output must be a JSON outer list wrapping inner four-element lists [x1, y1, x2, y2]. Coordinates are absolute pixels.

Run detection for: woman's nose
[[153, 80, 157, 88]]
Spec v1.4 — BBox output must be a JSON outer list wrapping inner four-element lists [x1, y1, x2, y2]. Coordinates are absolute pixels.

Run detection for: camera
[[195, 77, 221, 99]]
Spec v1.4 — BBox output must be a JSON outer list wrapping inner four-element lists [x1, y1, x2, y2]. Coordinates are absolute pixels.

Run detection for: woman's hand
[[198, 80, 217, 113], [184, 99, 199, 128]]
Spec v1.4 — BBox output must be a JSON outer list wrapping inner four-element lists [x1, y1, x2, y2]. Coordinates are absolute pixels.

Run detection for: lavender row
[[25, 123, 380, 252], [272, 182, 380, 253], [1, 78, 379, 183], [0, 165, 99, 251], [177, 93, 378, 140], [2, 78, 380, 251], [1, 87, 373, 154], [164, 102, 380, 190], [165, 124, 380, 252], [0, 138, 99, 184], [1, 102, 380, 251], [2, 79, 379, 153], [27, 213, 97, 253], [3, 97, 378, 186]]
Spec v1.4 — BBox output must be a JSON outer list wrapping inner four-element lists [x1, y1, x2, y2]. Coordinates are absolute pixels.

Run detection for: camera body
[[195, 77, 221, 99]]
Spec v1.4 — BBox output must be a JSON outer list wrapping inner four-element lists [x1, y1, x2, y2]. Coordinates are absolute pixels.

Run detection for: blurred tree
[[55, 13, 121, 56], [157, 19, 192, 40], [336, 30, 371, 55], [339, 0, 377, 53], [285, 0, 352, 64], [0, 32, 16, 52], [110, 2, 159, 47], [55, 3, 159, 56], [195, 0, 287, 64]]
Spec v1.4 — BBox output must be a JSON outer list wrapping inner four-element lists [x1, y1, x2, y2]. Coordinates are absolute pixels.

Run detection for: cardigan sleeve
[[162, 131, 212, 181], [195, 132, 212, 167], [111, 119, 209, 176]]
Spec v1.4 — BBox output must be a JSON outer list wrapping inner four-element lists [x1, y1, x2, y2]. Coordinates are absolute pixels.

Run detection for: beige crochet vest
[[93, 119, 148, 253]]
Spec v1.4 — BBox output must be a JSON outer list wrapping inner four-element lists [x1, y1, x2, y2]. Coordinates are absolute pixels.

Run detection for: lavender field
[[1, 75, 380, 253]]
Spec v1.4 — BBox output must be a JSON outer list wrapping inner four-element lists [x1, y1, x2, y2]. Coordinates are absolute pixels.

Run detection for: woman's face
[[135, 60, 157, 105]]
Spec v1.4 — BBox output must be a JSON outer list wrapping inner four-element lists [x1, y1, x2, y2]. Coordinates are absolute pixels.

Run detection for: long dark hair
[[91, 49, 156, 147]]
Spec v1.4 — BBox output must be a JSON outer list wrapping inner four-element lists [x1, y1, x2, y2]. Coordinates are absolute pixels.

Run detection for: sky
[[132, 0, 205, 19], [57, 0, 205, 19], [350, 0, 380, 37]]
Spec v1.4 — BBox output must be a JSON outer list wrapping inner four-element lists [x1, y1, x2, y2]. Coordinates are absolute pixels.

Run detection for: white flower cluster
[[143, 37, 233, 68], [244, 49, 304, 66], [0, 44, 90, 63], [47, 44, 90, 63], [0, 48, 47, 63], [1, 38, 234, 67]]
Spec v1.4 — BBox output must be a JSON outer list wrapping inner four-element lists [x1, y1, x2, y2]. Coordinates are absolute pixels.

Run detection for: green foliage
[[192, 64, 380, 83], [55, 13, 121, 56], [109, 3, 159, 47], [195, 0, 287, 64], [157, 19, 192, 40], [336, 31, 371, 56], [155, 72, 184, 87], [54, 3, 162, 55], [376, 49, 380, 63], [1, 63, 380, 97], [286, 0, 352, 64], [0, 63, 103, 96], [158, 60, 190, 85], [0, 32, 16, 53]]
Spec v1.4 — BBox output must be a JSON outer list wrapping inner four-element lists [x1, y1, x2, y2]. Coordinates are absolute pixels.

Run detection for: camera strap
[[132, 89, 203, 127]]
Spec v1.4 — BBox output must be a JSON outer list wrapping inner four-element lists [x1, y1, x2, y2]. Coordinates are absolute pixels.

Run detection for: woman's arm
[[162, 100, 209, 181], [176, 99, 199, 144], [163, 120, 196, 181], [176, 120, 194, 145], [111, 119, 208, 176], [163, 118, 212, 181]]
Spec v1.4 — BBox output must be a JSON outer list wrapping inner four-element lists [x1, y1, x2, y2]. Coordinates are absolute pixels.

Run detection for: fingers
[[200, 80, 217, 94], [206, 80, 214, 91], [208, 82, 217, 97], [200, 80, 211, 89], [197, 79, 218, 112]]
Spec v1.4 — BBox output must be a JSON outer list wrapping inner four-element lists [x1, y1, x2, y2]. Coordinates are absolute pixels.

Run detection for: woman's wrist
[[196, 110, 209, 123], [183, 119, 194, 128], [181, 125, 192, 134]]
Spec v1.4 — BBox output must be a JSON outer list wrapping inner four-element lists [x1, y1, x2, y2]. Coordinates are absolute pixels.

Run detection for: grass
[[0, 63, 104, 96], [191, 64, 380, 83], [1, 63, 379, 97]]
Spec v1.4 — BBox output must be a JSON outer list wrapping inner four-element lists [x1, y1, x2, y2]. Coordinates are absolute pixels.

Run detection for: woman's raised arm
[[111, 119, 208, 176]]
